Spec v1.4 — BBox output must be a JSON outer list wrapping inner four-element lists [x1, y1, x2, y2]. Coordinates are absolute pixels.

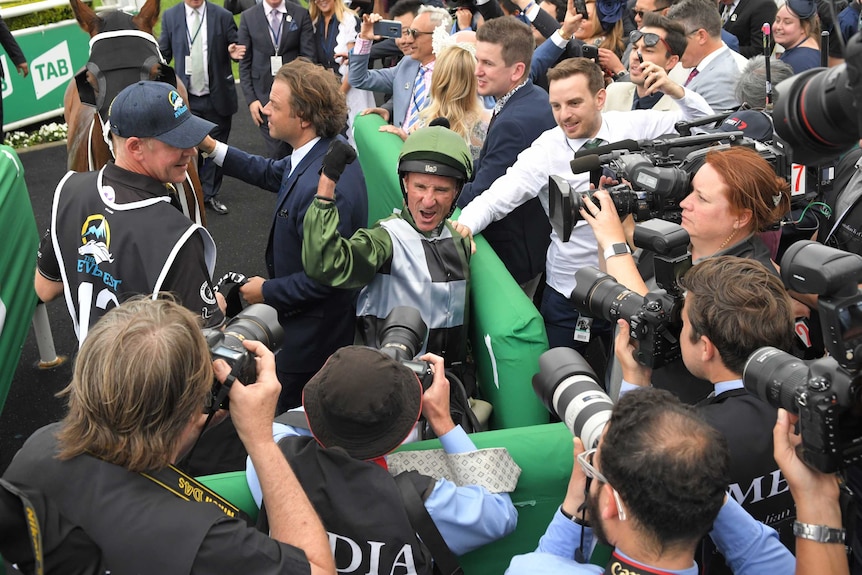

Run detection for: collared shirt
[[493, 79, 528, 116], [693, 44, 730, 75], [185, 2, 209, 95], [631, 90, 664, 110], [266, 2, 286, 48]]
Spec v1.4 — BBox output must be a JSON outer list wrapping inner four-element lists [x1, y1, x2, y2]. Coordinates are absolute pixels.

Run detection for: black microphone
[[573, 139, 639, 158], [569, 154, 603, 174], [429, 117, 451, 129]]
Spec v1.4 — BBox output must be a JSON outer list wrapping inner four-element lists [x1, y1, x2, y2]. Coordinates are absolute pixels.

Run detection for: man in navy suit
[[238, 0, 316, 158], [458, 17, 555, 299], [720, 0, 777, 58], [200, 59, 368, 412], [159, 0, 245, 215]]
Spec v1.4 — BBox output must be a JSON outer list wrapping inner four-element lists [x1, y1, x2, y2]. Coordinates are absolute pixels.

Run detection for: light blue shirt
[[246, 412, 518, 556]]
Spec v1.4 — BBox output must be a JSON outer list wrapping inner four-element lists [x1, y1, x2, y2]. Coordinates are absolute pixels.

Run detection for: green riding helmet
[[397, 126, 474, 217]]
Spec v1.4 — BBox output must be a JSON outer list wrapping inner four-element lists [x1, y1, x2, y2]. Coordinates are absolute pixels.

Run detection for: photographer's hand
[[420, 353, 455, 437], [614, 319, 652, 387], [562, 437, 589, 519], [773, 409, 848, 575], [456, 7, 473, 30], [579, 190, 627, 252]]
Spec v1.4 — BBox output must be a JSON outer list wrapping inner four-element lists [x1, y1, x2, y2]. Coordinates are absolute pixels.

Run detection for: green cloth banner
[[2, 20, 91, 129], [0, 145, 39, 416]]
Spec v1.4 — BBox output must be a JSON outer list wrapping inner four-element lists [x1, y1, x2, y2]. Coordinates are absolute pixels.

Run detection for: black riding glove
[[320, 139, 357, 183]]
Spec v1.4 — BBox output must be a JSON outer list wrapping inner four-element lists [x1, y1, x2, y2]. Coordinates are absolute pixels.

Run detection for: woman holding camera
[[582, 146, 790, 296]]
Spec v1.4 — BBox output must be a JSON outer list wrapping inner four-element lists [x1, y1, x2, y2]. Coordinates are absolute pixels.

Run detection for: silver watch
[[793, 521, 846, 544]]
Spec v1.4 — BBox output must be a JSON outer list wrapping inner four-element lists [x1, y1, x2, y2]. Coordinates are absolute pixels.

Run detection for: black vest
[[2, 424, 228, 575], [275, 435, 435, 575], [51, 168, 214, 342]]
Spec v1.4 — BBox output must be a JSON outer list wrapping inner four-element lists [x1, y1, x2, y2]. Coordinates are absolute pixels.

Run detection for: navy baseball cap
[[718, 110, 774, 142], [108, 81, 215, 148]]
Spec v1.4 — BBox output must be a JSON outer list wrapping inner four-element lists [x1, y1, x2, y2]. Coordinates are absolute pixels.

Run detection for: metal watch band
[[793, 521, 846, 544]]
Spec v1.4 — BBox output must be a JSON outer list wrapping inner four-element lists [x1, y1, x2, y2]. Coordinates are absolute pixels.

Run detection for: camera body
[[376, 306, 434, 390], [743, 241, 862, 472], [203, 303, 284, 411], [570, 220, 692, 369]]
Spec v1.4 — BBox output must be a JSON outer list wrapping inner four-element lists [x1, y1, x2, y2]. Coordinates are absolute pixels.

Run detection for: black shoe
[[207, 198, 229, 215]]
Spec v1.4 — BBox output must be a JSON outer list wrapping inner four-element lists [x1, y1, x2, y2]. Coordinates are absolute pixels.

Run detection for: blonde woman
[[310, 0, 374, 143], [415, 43, 491, 159]]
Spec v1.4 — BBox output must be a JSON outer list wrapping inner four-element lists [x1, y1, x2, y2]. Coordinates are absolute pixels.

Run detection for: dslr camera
[[203, 303, 284, 411], [744, 241, 862, 473], [376, 306, 434, 390], [571, 220, 692, 369]]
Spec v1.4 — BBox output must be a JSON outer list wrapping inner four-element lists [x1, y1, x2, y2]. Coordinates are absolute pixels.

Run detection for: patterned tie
[[270, 9, 282, 47], [190, 9, 206, 94], [403, 65, 428, 131], [684, 68, 699, 87], [582, 138, 607, 150]]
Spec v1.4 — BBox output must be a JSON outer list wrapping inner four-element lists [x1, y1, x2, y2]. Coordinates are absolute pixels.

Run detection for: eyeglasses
[[685, 27, 703, 37], [632, 5, 667, 18], [406, 28, 434, 38], [629, 29, 675, 55], [577, 448, 628, 521]]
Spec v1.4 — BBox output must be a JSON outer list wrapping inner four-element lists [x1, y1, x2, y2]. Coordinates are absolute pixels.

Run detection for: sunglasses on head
[[629, 29, 674, 55], [632, 5, 667, 17]]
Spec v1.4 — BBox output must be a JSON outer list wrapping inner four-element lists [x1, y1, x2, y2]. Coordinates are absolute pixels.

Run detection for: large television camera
[[772, 31, 862, 166], [743, 241, 862, 473], [549, 132, 788, 242], [571, 220, 691, 369]]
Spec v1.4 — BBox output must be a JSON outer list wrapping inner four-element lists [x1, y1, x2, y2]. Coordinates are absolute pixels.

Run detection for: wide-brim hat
[[302, 346, 424, 460], [109, 81, 215, 149]]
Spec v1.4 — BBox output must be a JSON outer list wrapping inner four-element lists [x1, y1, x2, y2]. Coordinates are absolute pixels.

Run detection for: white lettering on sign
[[32, 41, 74, 100], [1, 55, 11, 99]]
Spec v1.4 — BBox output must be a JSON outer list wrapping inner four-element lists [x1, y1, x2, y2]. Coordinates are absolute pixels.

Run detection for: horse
[[64, 0, 206, 226]]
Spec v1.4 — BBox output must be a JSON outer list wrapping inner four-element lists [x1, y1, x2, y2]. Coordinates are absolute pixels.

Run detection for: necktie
[[684, 68, 699, 87], [190, 9, 206, 94], [403, 66, 428, 131], [582, 138, 607, 150], [721, 4, 732, 24], [270, 10, 282, 47]]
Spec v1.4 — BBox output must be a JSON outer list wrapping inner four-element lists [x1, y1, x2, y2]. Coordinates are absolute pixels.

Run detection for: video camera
[[203, 303, 284, 411], [570, 220, 692, 369], [549, 131, 785, 242], [743, 241, 862, 473]]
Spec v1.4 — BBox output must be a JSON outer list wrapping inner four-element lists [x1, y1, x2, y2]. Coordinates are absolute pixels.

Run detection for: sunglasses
[[405, 28, 434, 38], [577, 448, 628, 521], [632, 5, 667, 17], [629, 29, 675, 55]]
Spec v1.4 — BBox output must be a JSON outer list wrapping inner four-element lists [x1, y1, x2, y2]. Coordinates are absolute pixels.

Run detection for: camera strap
[[140, 465, 252, 524], [602, 550, 679, 575]]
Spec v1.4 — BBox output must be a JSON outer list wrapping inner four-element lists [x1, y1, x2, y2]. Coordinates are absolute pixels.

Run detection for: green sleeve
[[302, 199, 394, 289]]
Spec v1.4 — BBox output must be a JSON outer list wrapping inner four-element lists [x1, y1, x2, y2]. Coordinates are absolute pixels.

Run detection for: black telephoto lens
[[742, 346, 810, 413]]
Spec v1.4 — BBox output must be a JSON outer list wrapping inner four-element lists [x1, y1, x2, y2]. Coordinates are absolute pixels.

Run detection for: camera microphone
[[573, 139, 639, 158], [429, 117, 451, 129], [569, 154, 603, 174]]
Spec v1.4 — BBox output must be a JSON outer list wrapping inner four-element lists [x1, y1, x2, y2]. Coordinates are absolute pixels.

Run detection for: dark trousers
[[189, 94, 232, 201], [541, 284, 612, 382], [258, 121, 293, 160]]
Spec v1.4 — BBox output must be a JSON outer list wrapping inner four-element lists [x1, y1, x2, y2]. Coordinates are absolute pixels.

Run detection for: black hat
[[302, 346, 424, 460], [786, 0, 817, 19]]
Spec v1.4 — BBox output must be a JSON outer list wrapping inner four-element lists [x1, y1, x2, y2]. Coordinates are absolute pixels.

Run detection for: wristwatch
[[793, 521, 846, 544], [603, 242, 631, 260]]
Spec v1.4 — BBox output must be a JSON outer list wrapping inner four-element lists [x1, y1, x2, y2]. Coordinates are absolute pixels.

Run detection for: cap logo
[[725, 117, 748, 130], [424, 164, 437, 173], [168, 90, 188, 118]]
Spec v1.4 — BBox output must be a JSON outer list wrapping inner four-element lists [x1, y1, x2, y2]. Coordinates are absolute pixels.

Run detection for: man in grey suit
[[349, 6, 451, 133], [238, 0, 316, 158], [159, 0, 245, 215], [668, 0, 742, 112]]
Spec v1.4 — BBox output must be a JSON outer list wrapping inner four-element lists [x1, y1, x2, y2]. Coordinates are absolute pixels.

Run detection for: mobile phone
[[582, 44, 599, 63], [574, 0, 588, 19], [373, 19, 402, 39]]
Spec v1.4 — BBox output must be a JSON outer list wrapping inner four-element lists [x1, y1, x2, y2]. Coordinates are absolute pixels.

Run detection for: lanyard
[[269, 10, 284, 50], [140, 464, 252, 524], [186, 3, 207, 47]]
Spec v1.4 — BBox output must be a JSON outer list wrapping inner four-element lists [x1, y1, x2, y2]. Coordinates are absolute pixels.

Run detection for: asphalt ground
[[1, 84, 277, 473]]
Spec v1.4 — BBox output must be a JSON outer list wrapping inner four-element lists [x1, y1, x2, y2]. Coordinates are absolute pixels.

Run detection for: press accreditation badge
[[270, 56, 283, 75], [574, 317, 592, 343], [185, 56, 194, 71]]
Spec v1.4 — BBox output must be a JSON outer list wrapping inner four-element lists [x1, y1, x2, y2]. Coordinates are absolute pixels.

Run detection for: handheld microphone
[[569, 154, 603, 174]]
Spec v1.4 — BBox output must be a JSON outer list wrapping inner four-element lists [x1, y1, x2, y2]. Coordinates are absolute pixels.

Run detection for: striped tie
[[403, 66, 428, 131]]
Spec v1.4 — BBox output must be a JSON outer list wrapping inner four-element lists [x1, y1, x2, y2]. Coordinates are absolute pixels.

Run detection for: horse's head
[[70, 0, 176, 123]]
